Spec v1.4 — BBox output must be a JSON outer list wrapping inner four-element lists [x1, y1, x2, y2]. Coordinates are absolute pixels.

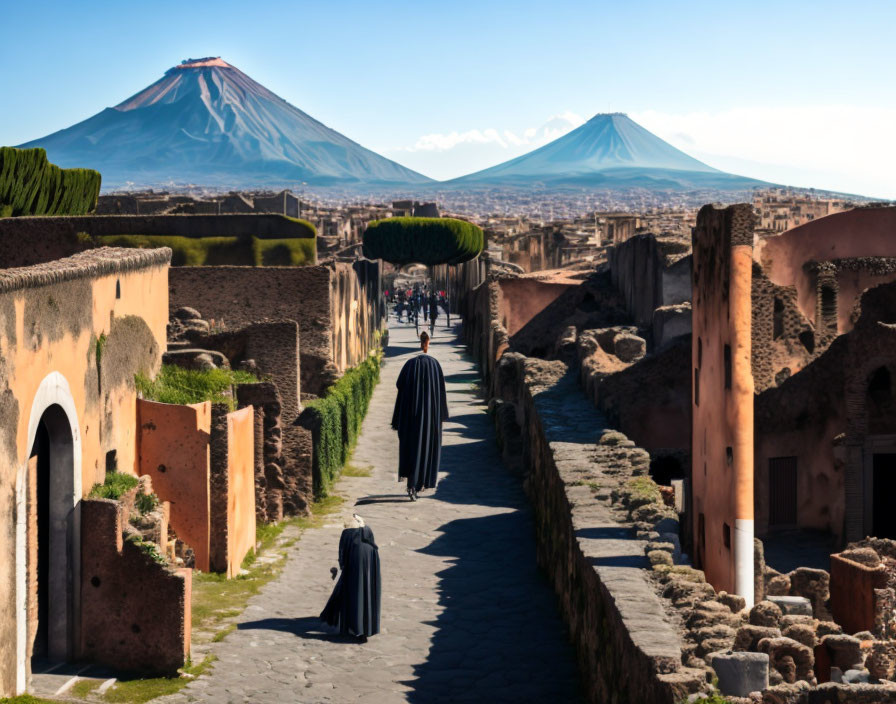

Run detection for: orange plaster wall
[[497, 278, 576, 338], [0, 265, 168, 496], [225, 407, 256, 579], [757, 207, 896, 330], [0, 256, 168, 694], [137, 400, 211, 571]]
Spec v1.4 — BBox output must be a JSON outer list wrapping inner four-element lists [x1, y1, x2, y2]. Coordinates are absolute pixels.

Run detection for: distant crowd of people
[[385, 284, 450, 334]]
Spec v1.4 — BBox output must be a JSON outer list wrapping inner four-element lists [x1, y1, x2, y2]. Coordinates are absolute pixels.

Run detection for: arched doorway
[[27, 406, 75, 668], [17, 373, 81, 693]]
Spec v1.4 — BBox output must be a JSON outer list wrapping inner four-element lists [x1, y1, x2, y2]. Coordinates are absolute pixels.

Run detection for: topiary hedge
[[362, 217, 484, 265], [0, 147, 101, 216], [96, 234, 316, 266], [305, 352, 382, 498]]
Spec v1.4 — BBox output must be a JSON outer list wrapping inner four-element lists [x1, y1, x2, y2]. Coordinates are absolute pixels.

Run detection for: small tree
[[362, 217, 483, 266], [363, 217, 484, 328]]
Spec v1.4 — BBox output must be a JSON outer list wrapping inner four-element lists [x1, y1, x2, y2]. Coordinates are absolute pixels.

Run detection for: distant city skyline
[[2, 0, 893, 198]]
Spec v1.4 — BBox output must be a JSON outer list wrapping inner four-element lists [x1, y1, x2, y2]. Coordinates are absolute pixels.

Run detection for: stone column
[[731, 243, 755, 607]]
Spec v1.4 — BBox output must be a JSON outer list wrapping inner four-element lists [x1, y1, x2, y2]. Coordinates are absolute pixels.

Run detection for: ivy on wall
[[304, 352, 382, 498]]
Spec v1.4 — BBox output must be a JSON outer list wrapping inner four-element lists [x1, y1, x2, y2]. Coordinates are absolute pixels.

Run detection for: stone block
[[820, 633, 863, 671], [735, 625, 781, 652], [768, 596, 813, 617], [750, 600, 784, 628], [711, 650, 769, 697], [671, 478, 686, 513], [614, 333, 646, 362], [718, 591, 747, 614]]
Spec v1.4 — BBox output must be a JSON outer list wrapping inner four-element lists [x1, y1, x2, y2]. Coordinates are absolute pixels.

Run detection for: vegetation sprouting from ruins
[[97, 233, 316, 267], [0, 147, 101, 216], [305, 352, 382, 498], [89, 471, 139, 500], [362, 217, 484, 265], [135, 365, 258, 410]]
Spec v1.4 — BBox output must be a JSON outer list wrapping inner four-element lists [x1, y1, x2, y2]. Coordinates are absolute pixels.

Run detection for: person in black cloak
[[391, 331, 449, 501], [320, 513, 381, 642]]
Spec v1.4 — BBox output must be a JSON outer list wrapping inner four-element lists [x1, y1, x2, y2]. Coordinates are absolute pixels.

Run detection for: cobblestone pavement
[[162, 319, 582, 703]]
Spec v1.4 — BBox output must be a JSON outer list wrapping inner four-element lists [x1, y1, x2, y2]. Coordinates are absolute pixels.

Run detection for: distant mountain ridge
[[19, 57, 433, 188], [447, 112, 768, 190]]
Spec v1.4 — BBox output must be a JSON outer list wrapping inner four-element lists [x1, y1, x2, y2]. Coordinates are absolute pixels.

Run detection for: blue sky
[[2, 0, 894, 197]]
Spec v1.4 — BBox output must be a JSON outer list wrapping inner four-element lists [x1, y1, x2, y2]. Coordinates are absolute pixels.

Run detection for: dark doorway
[[27, 403, 76, 672], [873, 454, 896, 538], [31, 421, 51, 661], [769, 456, 798, 527], [773, 298, 784, 339], [820, 285, 837, 332], [650, 456, 685, 485]]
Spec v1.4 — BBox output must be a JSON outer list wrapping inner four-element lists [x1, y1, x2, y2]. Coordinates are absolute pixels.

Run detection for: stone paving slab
[[159, 320, 581, 703]]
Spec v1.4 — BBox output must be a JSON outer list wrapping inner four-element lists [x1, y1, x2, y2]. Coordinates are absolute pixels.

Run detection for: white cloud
[[386, 112, 584, 180], [395, 112, 584, 154], [631, 107, 896, 199]]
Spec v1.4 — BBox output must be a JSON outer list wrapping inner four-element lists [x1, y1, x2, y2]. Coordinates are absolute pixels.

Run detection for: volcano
[[18, 57, 432, 189], [448, 112, 767, 191]]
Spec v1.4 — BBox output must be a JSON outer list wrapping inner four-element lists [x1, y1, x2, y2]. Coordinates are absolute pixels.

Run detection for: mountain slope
[[19, 57, 432, 188], [449, 112, 767, 189]]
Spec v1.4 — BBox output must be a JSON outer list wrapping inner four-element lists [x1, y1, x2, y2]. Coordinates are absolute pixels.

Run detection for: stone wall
[[168, 266, 332, 396], [197, 321, 300, 420], [489, 353, 703, 703], [236, 383, 286, 522], [608, 234, 691, 333], [169, 262, 383, 399], [80, 499, 190, 675], [585, 334, 692, 454]]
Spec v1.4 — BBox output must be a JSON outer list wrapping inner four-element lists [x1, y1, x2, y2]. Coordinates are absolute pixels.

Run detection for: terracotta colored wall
[[757, 207, 896, 329], [497, 279, 576, 338], [829, 553, 888, 636], [225, 407, 256, 579], [692, 204, 755, 596], [754, 421, 845, 538], [209, 404, 255, 577], [137, 399, 211, 571], [80, 498, 190, 674]]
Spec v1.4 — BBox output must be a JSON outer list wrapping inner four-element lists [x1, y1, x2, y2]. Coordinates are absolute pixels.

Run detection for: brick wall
[[80, 499, 191, 674]]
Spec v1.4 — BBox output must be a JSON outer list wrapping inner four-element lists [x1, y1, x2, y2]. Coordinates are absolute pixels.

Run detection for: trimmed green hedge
[[362, 217, 483, 265], [305, 353, 382, 498], [0, 147, 101, 216], [97, 234, 315, 266]]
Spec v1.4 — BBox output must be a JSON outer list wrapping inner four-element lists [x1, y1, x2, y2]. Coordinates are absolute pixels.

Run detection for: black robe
[[391, 353, 449, 491], [320, 526, 381, 637]]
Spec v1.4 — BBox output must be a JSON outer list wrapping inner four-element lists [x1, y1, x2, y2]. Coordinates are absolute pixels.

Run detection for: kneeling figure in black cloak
[[391, 331, 449, 501], [320, 514, 381, 642]]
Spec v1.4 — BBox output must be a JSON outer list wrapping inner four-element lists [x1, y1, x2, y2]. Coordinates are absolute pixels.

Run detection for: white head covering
[[343, 513, 365, 529]]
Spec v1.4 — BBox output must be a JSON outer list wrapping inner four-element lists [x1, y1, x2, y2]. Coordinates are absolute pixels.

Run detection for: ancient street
[[161, 319, 582, 703]]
